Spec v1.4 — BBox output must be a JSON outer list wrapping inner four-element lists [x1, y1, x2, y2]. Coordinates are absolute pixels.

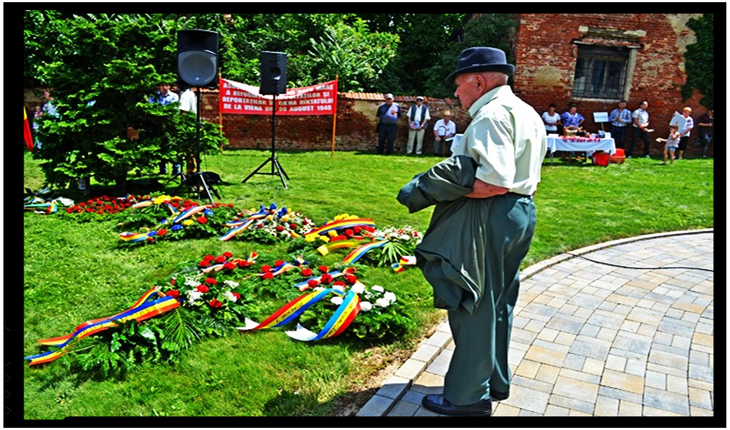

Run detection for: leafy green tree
[[31, 13, 225, 194], [307, 19, 400, 92], [683, 13, 714, 108], [425, 13, 518, 98]]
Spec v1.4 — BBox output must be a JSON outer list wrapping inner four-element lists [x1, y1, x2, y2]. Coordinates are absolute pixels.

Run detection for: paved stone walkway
[[357, 230, 714, 417]]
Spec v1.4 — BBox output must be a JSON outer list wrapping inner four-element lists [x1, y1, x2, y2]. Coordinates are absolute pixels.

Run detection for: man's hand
[[466, 178, 509, 199]]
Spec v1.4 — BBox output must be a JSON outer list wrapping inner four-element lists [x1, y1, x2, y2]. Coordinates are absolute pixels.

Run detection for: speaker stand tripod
[[241, 93, 289, 188], [173, 86, 221, 204]]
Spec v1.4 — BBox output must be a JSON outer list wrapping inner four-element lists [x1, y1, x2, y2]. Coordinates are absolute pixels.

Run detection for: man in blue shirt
[[375, 93, 401, 155], [608, 100, 632, 149]]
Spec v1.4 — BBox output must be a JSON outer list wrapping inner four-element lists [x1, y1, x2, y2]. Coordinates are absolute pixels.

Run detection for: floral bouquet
[[219, 203, 317, 243], [116, 195, 241, 245]]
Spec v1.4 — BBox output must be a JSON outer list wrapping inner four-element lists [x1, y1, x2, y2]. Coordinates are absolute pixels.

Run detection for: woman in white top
[[541, 103, 561, 133]]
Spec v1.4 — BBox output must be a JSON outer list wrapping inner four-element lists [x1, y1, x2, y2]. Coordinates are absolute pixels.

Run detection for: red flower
[[209, 299, 223, 308], [197, 216, 208, 224], [203, 255, 215, 262], [274, 260, 284, 267], [205, 277, 217, 285], [232, 292, 241, 300], [354, 226, 362, 233], [224, 262, 236, 270], [320, 274, 333, 284], [262, 272, 274, 280], [345, 274, 358, 284], [276, 225, 285, 231], [222, 251, 233, 258], [157, 229, 167, 236], [237, 260, 250, 268], [215, 255, 227, 264], [171, 278, 176, 285], [307, 279, 320, 289], [199, 260, 211, 268], [333, 280, 346, 287], [318, 265, 329, 273], [261, 265, 272, 272], [166, 290, 180, 298], [345, 229, 354, 237], [301, 268, 313, 277], [290, 223, 298, 229], [197, 285, 209, 293]]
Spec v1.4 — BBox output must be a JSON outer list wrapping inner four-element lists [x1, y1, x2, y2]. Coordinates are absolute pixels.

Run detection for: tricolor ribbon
[[219, 206, 269, 241], [237, 289, 360, 342], [306, 218, 376, 237], [341, 239, 390, 265], [316, 239, 362, 256], [293, 267, 356, 291], [201, 251, 260, 273], [392, 256, 417, 273], [24, 288, 180, 366]]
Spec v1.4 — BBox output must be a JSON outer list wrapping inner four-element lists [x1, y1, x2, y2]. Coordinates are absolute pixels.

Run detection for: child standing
[[656, 124, 680, 165]]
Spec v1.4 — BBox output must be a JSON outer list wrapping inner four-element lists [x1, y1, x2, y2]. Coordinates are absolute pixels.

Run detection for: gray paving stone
[[386, 399, 419, 417], [356, 394, 394, 416], [643, 386, 690, 415], [376, 375, 411, 399]]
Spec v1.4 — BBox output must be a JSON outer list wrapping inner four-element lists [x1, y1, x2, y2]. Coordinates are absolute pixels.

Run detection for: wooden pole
[[331, 76, 338, 157]]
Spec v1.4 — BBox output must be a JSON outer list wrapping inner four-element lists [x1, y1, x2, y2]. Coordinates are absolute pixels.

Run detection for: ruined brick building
[[208, 13, 711, 156]]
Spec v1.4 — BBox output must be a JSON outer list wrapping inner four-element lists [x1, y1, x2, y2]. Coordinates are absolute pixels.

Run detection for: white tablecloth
[[548, 136, 616, 155]]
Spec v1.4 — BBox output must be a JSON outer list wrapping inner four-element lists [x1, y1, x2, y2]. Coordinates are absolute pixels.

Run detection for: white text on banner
[[219, 78, 337, 116]]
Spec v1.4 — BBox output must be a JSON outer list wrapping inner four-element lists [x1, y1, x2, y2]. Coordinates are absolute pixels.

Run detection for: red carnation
[[345, 274, 358, 284], [276, 225, 285, 231], [354, 226, 362, 233], [215, 255, 227, 264], [237, 260, 250, 268], [197, 216, 208, 224], [205, 277, 217, 285], [203, 255, 215, 261], [222, 251, 233, 258], [166, 290, 180, 298], [197, 285, 209, 293], [199, 260, 211, 268], [262, 272, 274, 280], [157, 229, 167, 236], [261, 265, 272, 272], [224, 262, 236, 270], [290, 223, 298, 229], [209, 299, 223, 308], [318, 265, 329, 273], [307, 279, 320, 289], [345, 229, 354, 237], [171, 278, 176, 285], [232, 292, 241, 300], [320, 274, 333, 284], [274, 260, 285, 267], [333, 280, 346, 287], [301, 268, 313, 277]]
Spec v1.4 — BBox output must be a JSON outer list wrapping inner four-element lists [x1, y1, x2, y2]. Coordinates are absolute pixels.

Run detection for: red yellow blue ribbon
[[25, 288, 180, 366], [306, 218, 376, 237], [341, 239, 390, 265], [285, 290, 361, 341], [237, 289, 361, 342], [392, 256, 417, 273], [316, 239, 362, 256]]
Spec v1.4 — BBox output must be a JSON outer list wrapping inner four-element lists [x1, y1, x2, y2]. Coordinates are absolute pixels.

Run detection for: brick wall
[[512, 13, 709, 155], [205, 93, 472, 154]]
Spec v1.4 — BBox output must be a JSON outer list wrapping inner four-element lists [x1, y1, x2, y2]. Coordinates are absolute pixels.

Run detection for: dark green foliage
[[683, 14, 714, 107]]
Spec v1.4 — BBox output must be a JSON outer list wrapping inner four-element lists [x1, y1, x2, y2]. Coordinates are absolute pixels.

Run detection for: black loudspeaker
[[177, 29, 219, 89], [259, 51, 287, 95]]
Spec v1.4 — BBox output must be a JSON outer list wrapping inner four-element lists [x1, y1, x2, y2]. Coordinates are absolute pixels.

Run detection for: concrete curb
[[355, 228, 714, 417]]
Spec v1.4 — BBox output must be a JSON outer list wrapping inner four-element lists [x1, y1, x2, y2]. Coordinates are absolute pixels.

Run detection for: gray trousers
[[443, 193, 536, 405]]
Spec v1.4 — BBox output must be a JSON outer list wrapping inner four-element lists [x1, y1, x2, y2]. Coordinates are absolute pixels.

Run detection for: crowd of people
[[375, 93, 713, 161]]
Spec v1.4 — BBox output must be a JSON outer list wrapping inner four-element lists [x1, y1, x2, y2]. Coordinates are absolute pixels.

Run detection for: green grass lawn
[[21, 149, 714, 419]]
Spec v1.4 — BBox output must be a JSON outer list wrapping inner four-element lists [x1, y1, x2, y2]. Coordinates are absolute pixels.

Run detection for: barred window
[[572, 45, 630, 100]]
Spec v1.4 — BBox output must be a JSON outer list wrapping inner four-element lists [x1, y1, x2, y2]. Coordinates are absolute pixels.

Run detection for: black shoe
[[491, 390, 509, 401], [421, 394, 491, 416]]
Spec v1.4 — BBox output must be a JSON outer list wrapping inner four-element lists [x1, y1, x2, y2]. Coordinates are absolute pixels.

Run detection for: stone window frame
[[571, 40, 641, 102]]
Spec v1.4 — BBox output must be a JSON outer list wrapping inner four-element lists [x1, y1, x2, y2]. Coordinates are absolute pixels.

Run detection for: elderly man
[[399, 46, 546, 417], [406, 96, 431, 155], [375, 93, 401, 155]]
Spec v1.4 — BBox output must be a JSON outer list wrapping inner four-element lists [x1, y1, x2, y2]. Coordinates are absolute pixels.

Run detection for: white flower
[[350, 282, 365, 295], [224, 291, 239, 302], [224, 280, 239, 289], [332, 284, 345, 293], [184, 277, 200, 288], [359, 301, 373, 312], [331, 296, 343, 305], [384, 292, 397, 303], [187, 289, 203, 304], [399, 234, 410, 241], [371, 285, 385, 293], [375, 298, 390, 308]]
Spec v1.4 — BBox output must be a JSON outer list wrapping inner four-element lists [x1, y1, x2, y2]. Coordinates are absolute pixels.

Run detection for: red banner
[[219, 78, 337, 116]]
